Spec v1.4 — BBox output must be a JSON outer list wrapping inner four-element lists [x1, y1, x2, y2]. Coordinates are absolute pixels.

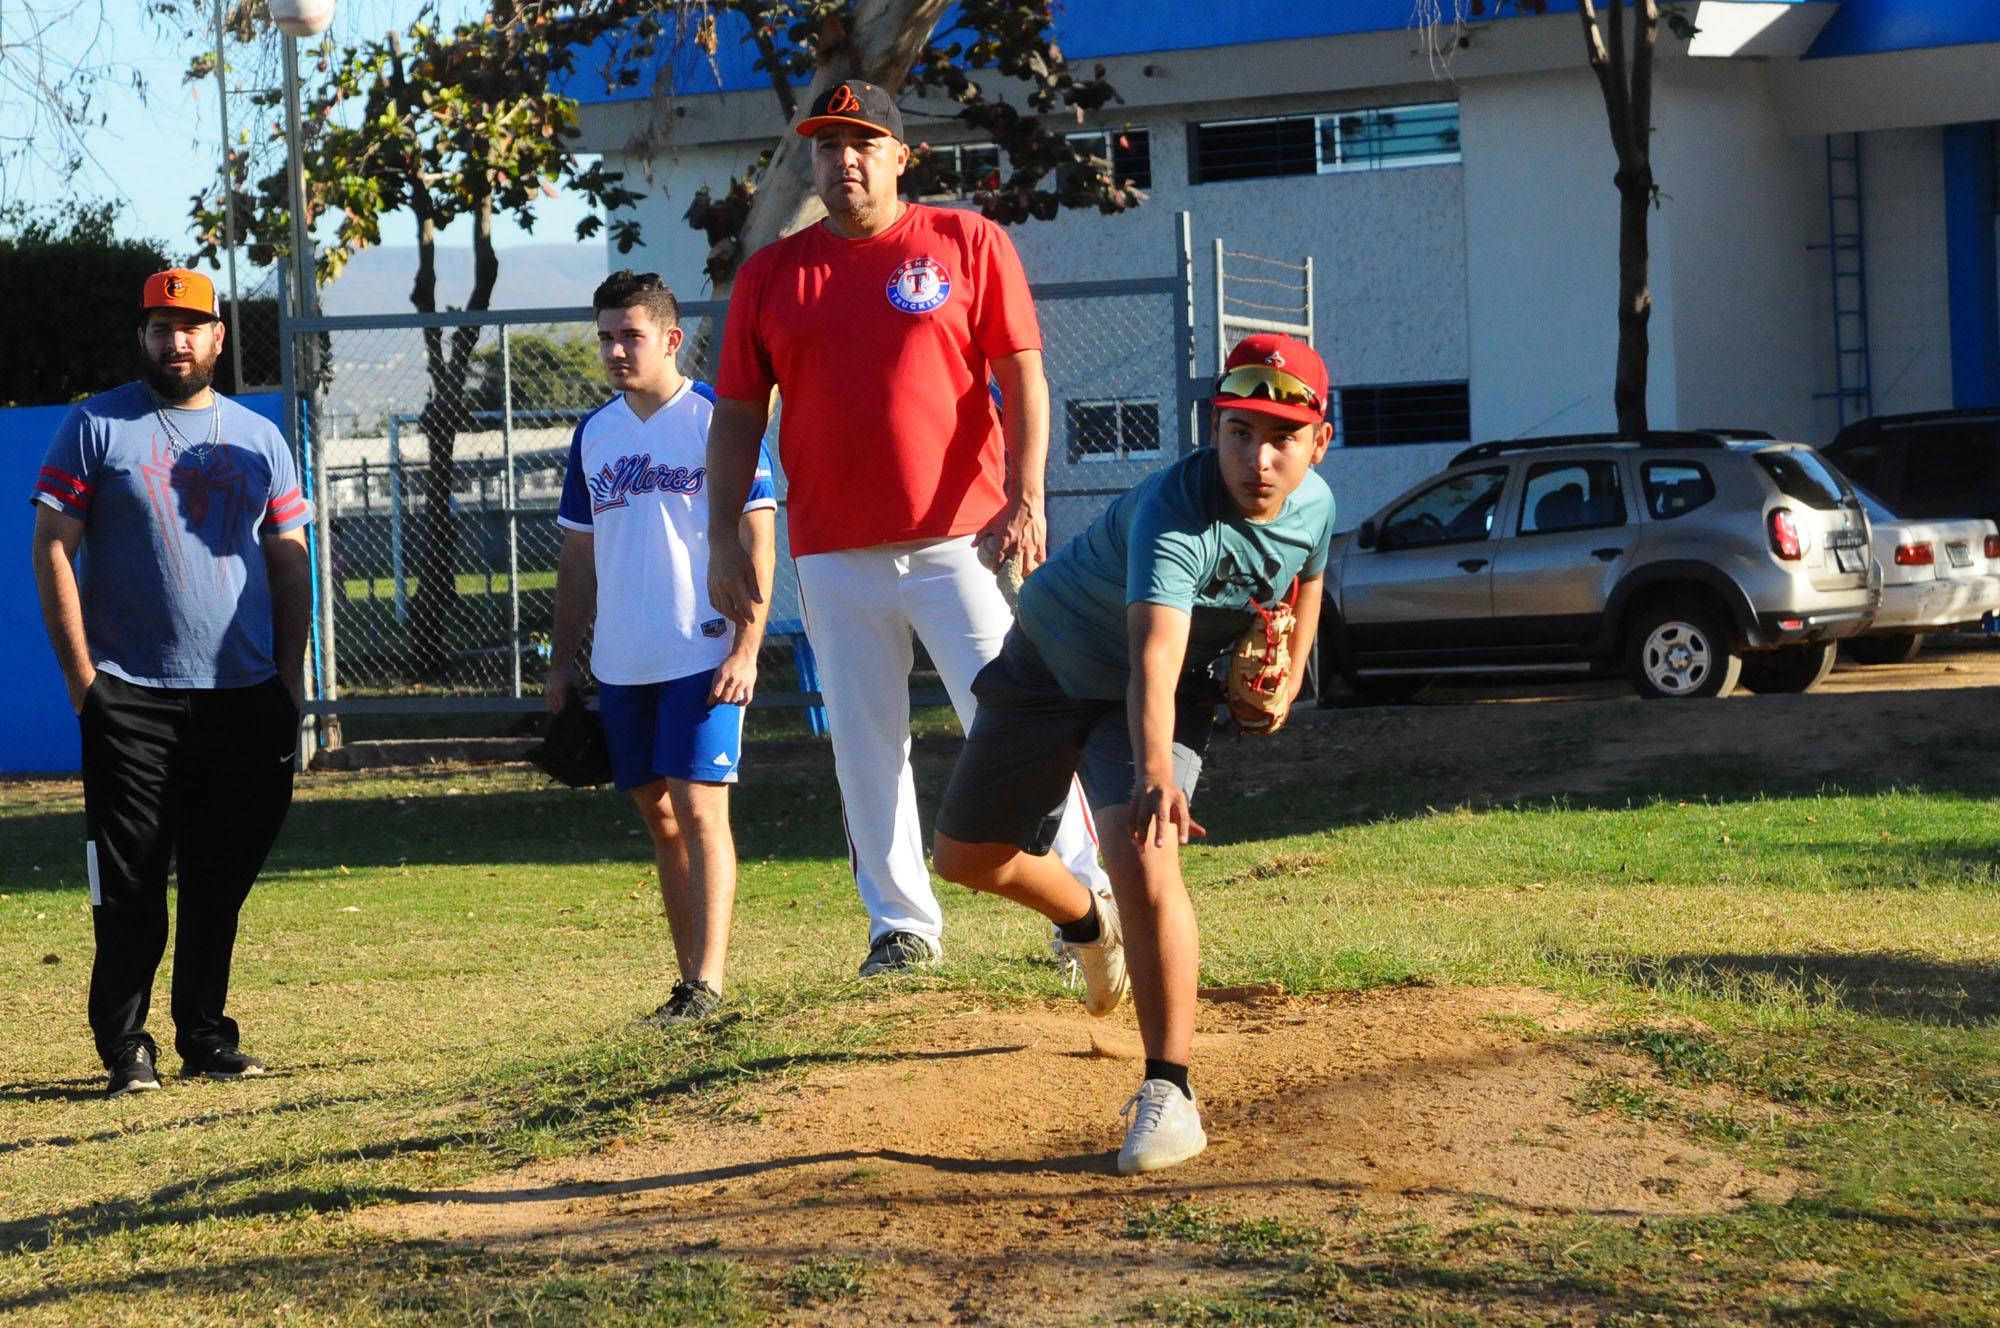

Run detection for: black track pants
[[79, 673, 298, 1068]]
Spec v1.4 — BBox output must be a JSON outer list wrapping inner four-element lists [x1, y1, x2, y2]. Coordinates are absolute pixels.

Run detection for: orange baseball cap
[[140, 268, 221, 320]]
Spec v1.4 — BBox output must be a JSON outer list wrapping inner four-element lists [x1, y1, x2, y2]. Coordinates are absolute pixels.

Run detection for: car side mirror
[[1356, 518, 1378, 551]]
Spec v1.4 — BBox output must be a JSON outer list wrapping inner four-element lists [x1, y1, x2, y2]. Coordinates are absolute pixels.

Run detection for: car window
[[1900, 431, 1999, 516], [1754, 450, 1849, 511], [1827, 439, 1890, 493], [1519, 460, 1625, 534], [1379, 468, 1508, 549], [1641, 461, 1715, 520]]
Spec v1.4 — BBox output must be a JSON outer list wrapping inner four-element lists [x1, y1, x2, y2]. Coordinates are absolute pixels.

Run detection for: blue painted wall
[[2, 392, 285, 775], [1807, 0, 2000, 59], [560, 1, 1998, 106], [558, 1, 1589, 104], [1942, 123, 2000, 409]]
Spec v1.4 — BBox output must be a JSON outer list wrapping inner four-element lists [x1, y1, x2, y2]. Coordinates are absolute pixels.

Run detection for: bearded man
[[29, 268, 312, 1096]]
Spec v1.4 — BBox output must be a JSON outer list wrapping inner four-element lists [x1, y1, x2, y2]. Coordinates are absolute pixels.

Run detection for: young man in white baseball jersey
[[703, 79, 1118, 981], [547, 270, 778, 1022]]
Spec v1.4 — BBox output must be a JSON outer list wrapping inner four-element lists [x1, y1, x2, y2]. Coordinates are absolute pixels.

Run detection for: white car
[[1844, 486, 2000, 664]]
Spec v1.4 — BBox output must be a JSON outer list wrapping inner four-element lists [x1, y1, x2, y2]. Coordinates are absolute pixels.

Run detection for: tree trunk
[[1578, 0, 1658, 436], [717, 0, 955, 293], [409, 194, 501, 679], [1613, 166, 1653, 435]]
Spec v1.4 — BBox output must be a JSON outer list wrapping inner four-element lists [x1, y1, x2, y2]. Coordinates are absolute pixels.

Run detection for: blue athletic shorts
[[598, 670, 744, 790]]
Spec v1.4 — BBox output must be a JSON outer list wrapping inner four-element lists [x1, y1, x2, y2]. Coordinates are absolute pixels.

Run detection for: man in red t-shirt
[[706, 79, 1117, 980]]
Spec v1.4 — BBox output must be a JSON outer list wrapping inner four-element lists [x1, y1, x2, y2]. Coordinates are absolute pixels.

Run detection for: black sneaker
[[181, 1045, 268, 1080], [106, 1043, 161, 1097], [858, 930, 941, 977], [641, 979, 723, 1027]]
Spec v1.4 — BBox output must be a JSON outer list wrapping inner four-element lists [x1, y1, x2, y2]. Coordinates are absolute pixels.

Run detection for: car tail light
[[1768, 508, 1802, 560], [1894, 541, 1935, 566], [1986, 534, 2000, 560]]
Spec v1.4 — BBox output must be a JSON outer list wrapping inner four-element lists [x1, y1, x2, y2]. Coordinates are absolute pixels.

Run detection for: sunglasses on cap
[[1214, 364, 1322, 413]]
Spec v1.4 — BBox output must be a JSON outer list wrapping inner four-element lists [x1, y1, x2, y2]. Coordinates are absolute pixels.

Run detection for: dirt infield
[[366, 986, 1794, 1323], [352, 641, 1992, 1323]]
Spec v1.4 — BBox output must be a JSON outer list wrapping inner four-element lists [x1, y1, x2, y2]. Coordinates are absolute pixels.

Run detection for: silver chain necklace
[[155, 399, 220, 462]]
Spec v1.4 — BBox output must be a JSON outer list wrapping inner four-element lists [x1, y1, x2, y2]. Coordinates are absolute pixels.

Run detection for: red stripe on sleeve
[[38, 467, 91, 500], [265, 487, 303, 512], [35, 479, 91, 509]]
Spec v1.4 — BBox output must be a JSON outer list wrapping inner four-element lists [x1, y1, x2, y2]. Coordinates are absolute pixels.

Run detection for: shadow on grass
[[1623, 952, 2000, 1025]]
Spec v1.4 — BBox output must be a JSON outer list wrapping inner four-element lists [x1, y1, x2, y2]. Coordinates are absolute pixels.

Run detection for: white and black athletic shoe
[[858, 930, 941, 977], [182, 1045, 268, 1080], [1053, 889, 1129, 1018], [1117, 1080, 1207, 1175], [642, 979, 724, 1026], [106, 1043, 162, 1097]]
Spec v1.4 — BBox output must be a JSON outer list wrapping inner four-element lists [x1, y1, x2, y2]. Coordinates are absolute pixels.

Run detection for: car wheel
[[1841, 632, 1925, 666], [1738, 642, 1838, 694], [1626, 598, 1742, 699]]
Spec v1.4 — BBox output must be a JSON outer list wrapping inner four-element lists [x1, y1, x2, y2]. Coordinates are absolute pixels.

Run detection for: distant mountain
[[319, 243, 611, 316]]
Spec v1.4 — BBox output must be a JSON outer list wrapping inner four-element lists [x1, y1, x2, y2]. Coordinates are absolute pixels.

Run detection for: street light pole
[[280, 35, 315, 323], [273, 0, 339, 753]]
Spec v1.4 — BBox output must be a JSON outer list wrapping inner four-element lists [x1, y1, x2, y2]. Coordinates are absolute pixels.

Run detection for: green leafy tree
[[468, 331, 609, 416], [191, 3, 649, 677], [1419, 0, 1695, 435], [0, 202, 169, 407]]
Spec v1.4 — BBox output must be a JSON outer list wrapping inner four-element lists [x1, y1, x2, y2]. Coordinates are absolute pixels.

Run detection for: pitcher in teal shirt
[[933, 334, 1335, 1176]]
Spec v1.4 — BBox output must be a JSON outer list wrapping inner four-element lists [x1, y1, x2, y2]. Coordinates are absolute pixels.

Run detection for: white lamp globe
[[269, 0, 335, 38]]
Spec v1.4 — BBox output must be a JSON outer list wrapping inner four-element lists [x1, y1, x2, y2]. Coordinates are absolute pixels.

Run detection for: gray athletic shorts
[[935, 626, 1214, 854]]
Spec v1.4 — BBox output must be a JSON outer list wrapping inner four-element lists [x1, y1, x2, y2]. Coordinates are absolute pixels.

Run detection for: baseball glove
[[1225, 576, 1300, 735], [531, 699, 614, 788]]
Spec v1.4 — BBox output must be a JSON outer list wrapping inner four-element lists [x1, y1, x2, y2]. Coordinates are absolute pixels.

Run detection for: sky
[[7, 0, 599, 267]]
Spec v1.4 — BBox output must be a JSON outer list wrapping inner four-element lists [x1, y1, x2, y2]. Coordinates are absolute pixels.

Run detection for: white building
[[567, 1, 2000, 526]]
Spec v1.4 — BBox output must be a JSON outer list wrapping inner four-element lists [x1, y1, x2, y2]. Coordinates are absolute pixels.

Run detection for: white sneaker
[[1117, 1079, 1208, 1175], [1048, 892, 1128, 1016]]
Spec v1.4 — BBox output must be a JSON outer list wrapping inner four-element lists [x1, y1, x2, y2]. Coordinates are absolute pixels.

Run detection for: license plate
[[1835, 546, 1866, 574], [1947, 542, 1972, 568]]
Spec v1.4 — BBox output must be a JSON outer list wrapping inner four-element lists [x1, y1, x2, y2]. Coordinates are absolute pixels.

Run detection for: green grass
[[1, 719, 1995, 1324]]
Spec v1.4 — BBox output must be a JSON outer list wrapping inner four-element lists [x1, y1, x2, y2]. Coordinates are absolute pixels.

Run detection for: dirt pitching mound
[[365, 985, 1791, 1320]]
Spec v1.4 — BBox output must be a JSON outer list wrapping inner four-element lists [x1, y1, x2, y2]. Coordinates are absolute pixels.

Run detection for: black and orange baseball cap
[[1212, 334, 1329, 427], [141, 268, 221, 321], [795, 79, 903, 140]]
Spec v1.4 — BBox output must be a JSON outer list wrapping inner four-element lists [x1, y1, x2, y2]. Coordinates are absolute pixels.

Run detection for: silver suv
[[1318, 432, 1880, 700]]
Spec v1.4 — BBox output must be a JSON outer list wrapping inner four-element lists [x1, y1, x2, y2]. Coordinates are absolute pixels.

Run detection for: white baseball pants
[[795, 535, 1112, 946]]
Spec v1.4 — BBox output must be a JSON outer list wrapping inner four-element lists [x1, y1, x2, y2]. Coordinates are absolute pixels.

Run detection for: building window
[[1068, 398, 1162, 464], [920, 131, 1151, 200], [912, 142, 1004, 200], [1065, 128, 1153, 189], [1191, 102, 1460, 184], [1336, 382, 1471, 448]]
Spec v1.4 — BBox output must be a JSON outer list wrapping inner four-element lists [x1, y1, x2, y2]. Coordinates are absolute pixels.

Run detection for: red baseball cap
[[1212, 333, 1328, 427], [141, 268, 221, 321]]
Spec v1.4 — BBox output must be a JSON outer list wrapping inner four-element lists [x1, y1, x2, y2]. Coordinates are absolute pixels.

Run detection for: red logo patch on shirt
[[886, 257, 952, 314]]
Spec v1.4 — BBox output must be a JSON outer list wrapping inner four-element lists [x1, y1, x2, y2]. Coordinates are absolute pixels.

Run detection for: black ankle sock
[[1055, 897, 1102, 944], [1145, 1058, 1192, 1099]]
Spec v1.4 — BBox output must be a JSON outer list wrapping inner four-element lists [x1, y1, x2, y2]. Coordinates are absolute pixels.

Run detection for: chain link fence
[[286, 271, 1196, 716]]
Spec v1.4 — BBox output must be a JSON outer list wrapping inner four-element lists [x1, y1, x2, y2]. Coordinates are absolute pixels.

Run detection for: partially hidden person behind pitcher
[[931, 333, 1336, 1174], [30, 268, 313, 1097], [702, 78, 1118, 982], [546, 270, 779, 1025]]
